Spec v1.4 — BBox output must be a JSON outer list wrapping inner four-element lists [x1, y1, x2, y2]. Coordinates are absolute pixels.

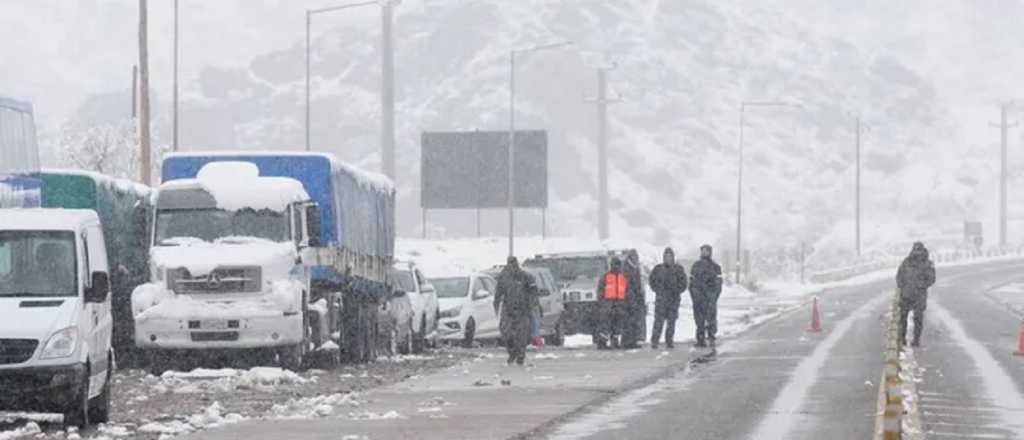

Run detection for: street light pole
[[304, 0, 383, 153], [735, 101, 799, 284], [172, 0, 179, 152], [507, 40, 573, 257]]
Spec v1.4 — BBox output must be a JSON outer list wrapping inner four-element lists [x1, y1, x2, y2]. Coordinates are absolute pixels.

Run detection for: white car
[[433, 273, 500, 346], [389, 262, 439, 353], [0, 209, 113, 427]]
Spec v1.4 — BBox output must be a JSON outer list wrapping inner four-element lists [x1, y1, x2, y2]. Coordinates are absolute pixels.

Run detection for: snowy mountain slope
[[46, 0, 1002, 268]]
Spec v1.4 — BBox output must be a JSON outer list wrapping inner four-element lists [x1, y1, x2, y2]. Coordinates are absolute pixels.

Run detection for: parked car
[[433, 272, 500, 346], [390, 262, 439, 353], [377, 284, 415, 356], [484, 266, 565, 346], [0, 209, 113, 427]]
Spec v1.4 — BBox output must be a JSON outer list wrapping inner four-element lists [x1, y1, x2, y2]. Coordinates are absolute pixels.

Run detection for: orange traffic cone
[[807, 296, 823, 333], [1013, 322, 1024, 357]]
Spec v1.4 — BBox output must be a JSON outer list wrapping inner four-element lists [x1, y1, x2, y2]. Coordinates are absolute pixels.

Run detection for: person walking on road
[[896, 242, 935, 347], [622, 250, 646, 349], [690, 245, 723, 348], [596, 257, 629, 349], [649, 247, 688, 349], [494, 256, 540, 365]]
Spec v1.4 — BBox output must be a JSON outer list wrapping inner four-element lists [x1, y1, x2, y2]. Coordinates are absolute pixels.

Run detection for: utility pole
[[591, 65, 619, 241], [381, 0, 395, 180], [172, 0, 179, 152], [131, 65, 138, 119], [138, 0, 152, 185], [855, 117, 861, 257], [991, 103, 1018, 247]]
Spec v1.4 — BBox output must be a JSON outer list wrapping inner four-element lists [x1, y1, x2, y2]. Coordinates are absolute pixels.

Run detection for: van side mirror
[[86, 271, 109, 303], [473, 289, 491, 300], [391, 290, 407, 299], [305, 205, 322, 247]]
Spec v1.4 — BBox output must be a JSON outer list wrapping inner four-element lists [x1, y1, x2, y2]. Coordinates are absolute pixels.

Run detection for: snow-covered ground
[[0, 354, 471, 440]]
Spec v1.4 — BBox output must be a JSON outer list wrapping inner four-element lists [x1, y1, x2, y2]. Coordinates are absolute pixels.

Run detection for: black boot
[[666, 340, 674, 349]]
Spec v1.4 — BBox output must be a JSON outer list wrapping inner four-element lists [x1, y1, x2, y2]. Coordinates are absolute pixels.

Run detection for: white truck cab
[[0, 209, 113, 427]]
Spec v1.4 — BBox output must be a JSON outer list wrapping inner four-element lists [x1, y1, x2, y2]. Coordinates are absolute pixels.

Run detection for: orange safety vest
[[603, 273, 627, 301]]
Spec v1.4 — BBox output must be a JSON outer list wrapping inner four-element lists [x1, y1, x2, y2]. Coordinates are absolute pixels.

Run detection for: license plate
[[200, 320, 230, 330]]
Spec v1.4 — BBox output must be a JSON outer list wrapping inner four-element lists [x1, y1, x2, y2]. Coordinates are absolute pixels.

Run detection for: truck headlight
[[439, 306, 462, 318], [40, 327, 78, 359]]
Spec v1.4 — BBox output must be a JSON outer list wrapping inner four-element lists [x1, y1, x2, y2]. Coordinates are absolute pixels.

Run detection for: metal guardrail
[[809, 247, 1024, 284]]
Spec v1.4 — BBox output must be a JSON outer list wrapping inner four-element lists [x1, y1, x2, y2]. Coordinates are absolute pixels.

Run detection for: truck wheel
[[545, 322, 565, 347], [397, 318, 413, 355], [279, 343, 306, 371], [88, 356, 112, 423], [412, 317, 427, 354], [64, 364, 90, 428], [463, 318, 476, 348]]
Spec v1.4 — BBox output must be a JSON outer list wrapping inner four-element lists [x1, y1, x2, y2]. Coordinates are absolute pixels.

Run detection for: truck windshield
[[0, 231, 77, 297], [525, 258, 607, 284], [431, 277, 470, 299], [155, 208, 289, 244]]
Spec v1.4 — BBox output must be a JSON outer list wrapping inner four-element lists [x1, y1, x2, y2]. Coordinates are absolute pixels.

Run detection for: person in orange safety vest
[[596, 257, 629, 349]]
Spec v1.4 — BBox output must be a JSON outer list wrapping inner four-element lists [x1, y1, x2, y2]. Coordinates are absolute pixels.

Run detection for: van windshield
[[155, 208, 289, 244], [0, 231, 77, 297]]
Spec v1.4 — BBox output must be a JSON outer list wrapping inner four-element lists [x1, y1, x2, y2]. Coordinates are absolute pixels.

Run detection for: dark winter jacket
[[897, 249, 935, 303], [690, 257, 723, 303], [494, 266, 540, 347], [649, 263, 688, 307], [624, 260, 645, 308]]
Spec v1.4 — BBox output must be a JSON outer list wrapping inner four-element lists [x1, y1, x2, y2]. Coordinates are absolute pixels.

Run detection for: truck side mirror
[[305, 205, 322, 247], [86, 271, 110, 303]]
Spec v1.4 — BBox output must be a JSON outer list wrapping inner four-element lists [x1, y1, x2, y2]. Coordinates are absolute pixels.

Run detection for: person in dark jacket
[[649, 247, 688, 349], [621, 250, 646, 349], [596, 257, 629, 349], [494, 256, 540, 365], [896, 242, 936, 347], [690, 244, 723, 348]]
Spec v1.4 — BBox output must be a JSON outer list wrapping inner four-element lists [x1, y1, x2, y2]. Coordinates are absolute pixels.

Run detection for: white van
[[0, 209, 113, 427]]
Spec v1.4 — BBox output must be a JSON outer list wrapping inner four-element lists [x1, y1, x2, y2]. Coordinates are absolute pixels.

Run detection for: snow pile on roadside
[[270, 393, 361, 420], [138, 402, 246, 437], [150, 367, 310, 394], [378, 354, 437, 363], [0, 422, 40, 440], [348, 410, 405, 421]]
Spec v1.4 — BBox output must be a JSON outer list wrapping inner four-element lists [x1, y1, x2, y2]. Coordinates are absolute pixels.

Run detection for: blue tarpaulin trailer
[[161, 152, 396, 362]]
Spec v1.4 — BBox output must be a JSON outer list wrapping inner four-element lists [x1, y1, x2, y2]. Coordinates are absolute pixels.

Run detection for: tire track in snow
[[929, 299, 1024, 436], [746, 292, 888, 440]]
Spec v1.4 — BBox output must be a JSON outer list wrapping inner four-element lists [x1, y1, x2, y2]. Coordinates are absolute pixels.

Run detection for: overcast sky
[[1, 0, 382, 129]]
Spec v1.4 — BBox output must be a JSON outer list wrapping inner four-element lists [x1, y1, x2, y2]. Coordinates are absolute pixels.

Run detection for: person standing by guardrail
[[622, 250, 646, 349], [690, 245, 723, 349], [896, 242, 936, 347], [649, 247, 688, 349]]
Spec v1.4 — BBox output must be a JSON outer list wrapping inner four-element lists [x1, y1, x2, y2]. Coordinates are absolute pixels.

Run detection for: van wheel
[[397, 319, 413, 355], [88, 356, 111, 423], [412, 316, 427, 354], [64, 364, 90, 428], [462, 318, 476, 348]]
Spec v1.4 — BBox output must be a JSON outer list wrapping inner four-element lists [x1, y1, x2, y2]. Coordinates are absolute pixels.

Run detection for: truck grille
[[170, 266, 261, 293], [0, 339, 37, 365]]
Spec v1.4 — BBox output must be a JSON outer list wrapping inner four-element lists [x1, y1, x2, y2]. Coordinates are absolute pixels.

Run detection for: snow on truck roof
[[159, 161, 310, 212], [40, 168, 152, 198], [0, 208, 99, 230], [164, 151, 395, 193]]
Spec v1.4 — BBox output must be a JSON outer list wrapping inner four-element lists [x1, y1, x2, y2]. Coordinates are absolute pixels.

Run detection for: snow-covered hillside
[[37, 0, 1020, 268]]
